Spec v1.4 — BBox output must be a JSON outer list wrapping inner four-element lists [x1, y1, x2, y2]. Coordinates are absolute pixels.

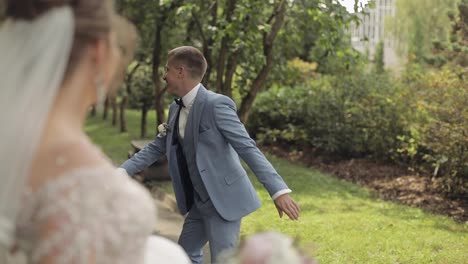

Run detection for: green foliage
[[248, 73, 410, 159], [426, 0, 468, 68], [117, 0, 187, 62], [275, 58, 318, 87], [387, 0, 459, 62], [374, 41, 385, 73], [274, 0, 364, 76], [249, 62, 467, 194], [115, 0, 369, 124], [400, 66, 468, 193], [128, 64, 154, 110], [218, 0, 288, 96], [309, 44, 365, 75]]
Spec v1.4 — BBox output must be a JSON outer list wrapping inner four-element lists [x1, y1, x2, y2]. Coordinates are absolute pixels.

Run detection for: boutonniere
[[157, 123, 171, 138]]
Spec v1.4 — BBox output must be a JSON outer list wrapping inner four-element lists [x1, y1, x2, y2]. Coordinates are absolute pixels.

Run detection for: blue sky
[[340, 0, 370, 12]]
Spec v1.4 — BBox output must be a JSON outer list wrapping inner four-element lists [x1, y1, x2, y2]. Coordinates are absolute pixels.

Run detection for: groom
[[120, 46, 300, 263]]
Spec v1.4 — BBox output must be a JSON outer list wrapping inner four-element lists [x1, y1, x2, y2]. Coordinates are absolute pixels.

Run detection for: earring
[[94, 73, 106, 111]]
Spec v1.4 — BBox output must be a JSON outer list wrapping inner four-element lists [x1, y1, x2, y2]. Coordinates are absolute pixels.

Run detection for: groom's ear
[[177, 65, 185, 79]]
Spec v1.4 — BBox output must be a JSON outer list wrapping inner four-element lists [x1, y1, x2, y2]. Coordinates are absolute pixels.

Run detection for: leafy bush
[[400, 66, 467, 193], [282, 58, 318, 87], [248, 66, 467, 194], [128, 65, 154, 110], [248, 73, 411, 159]]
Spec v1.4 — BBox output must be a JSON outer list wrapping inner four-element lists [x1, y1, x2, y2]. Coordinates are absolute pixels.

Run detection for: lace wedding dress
[[13, 166, 156, 263]]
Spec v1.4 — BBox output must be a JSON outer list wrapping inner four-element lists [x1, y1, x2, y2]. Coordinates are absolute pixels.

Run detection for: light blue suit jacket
[[121, 85, 289, 221]]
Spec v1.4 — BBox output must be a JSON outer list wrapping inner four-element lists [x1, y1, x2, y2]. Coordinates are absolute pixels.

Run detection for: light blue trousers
[[178, 197, 241, 264]]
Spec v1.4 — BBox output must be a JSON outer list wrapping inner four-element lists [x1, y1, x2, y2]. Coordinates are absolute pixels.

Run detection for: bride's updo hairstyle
[[6, 0, 115, 76]]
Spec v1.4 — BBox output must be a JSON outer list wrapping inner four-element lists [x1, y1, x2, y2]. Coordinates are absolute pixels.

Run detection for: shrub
[[248, 73, 411, 159], [402, 66, 467, 193], [248, 65, 467, 194]]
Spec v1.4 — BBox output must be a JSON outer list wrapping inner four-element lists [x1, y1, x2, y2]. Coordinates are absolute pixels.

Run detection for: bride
[[0, 0, 189, 263]]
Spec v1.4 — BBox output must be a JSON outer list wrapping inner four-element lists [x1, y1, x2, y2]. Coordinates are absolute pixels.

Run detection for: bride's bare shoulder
[[28, 137, 114, 192]]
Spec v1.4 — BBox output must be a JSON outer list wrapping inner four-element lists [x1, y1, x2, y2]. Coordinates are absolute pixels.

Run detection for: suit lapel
[[167, 103, 179, 158], [186, 85, 207, 153]]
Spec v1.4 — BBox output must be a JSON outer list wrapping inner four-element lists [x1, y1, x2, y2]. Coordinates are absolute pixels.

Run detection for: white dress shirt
[[178, 84, 291, 200], [178, 84, 200, 139]]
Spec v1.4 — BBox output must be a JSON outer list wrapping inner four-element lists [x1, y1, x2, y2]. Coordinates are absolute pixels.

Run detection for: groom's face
[[163, 61, 182, 96]]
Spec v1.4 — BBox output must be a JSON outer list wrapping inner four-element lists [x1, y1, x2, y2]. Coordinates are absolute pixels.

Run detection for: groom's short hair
[[168, 46, 207, 81]]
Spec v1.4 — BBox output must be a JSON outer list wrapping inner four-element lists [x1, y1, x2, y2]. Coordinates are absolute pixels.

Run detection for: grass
[[86, 110, 468, 264], [85, 109, 158, 165]]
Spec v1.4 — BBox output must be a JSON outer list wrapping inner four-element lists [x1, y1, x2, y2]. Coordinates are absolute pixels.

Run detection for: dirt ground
[[260, 145, 467, 223]]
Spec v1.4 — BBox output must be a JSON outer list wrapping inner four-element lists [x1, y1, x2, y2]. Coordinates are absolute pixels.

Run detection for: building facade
[[350, 0, 401, 69]]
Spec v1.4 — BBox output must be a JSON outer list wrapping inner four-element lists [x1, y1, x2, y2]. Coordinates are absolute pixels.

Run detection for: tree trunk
[[111, 96, 118, 126], [141, 105, 148, 138], [223, 50, 240, 99], [120, 95, 128, 133], [155, 93, 165, 130], [215, 0, 237, 94], [238, 0, 287, 123], [152, 1, 184, 126], [152, 20, 166, 126], [102, 96, 109, 120], [215, 41, 228, 93], [150, 1, 183, 134], [238, 59, 275, 123], [202, 1, 218, 86], [119, 62, 141, 133]]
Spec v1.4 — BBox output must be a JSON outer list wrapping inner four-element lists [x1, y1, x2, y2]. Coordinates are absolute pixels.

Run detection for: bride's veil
[[0, 6, 74, 255]]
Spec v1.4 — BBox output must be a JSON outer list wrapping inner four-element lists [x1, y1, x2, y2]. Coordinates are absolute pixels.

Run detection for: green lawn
[[86, 110, 468, 264], [85, 109, 158, 165]]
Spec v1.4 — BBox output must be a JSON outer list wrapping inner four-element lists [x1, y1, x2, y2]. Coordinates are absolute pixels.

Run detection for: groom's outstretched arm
[[120, 136, 166, 176], [213, 96, 300, 220]]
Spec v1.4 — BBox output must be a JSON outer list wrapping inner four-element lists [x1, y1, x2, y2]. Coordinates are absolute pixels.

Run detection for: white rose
[[157, 123, 169, 137]]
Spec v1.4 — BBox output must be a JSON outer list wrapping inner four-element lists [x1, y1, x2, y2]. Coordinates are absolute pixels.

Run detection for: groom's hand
[[274, 194, 300, 220]]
